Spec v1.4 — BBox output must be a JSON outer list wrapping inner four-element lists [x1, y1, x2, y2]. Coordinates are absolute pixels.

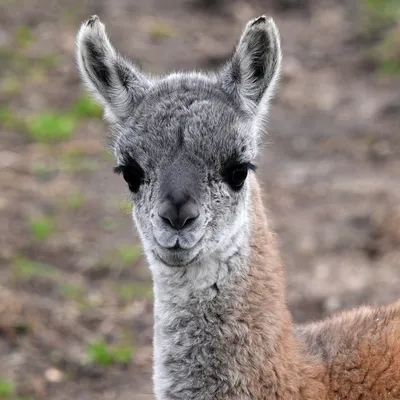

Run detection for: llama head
[[77, 15, 281, 268]]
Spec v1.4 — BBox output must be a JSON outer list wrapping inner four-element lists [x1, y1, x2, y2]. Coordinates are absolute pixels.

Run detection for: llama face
[[77, 15, 281, 267], [113, 77, 257, 266]]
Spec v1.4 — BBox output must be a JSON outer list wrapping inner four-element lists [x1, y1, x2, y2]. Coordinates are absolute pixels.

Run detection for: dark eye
[[222, 163, 255, 191], [114, 160, 145, 193]]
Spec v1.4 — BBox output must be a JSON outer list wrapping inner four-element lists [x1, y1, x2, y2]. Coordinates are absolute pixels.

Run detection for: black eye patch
[[221, 158, 256, 191], [114, 159, 145, 193]]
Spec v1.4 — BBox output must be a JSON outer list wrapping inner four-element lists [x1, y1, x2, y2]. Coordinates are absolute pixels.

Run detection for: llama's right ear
[[220, 16, 282, 118], [77, 16, 151, 122]]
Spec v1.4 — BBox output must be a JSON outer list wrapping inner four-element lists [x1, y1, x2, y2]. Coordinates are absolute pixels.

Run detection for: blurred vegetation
[[0, 93, 101, 143], [115, 282, 153, 301], [0, 4, 398, 398], [14, 26, 33, 49], [87, 340, 134, 367], [361, 0, 400, 74], [26, 95, 102, 143], [28, 215, 56, 241], [71, 95, 103, 119], [362, 0, 400, 30], [27, 112, 77, 143], [12, 258, 57, 281], [0, 379, 15, 398], [60, 282, 92, 309], [59, 147, 99, 174], [0, 107, 20, 130], [0, 377, 34, 400], [113, 245, 142, 267], [373, 25, 400, 74], [65, 191, 86, 210], [147, 20, 177, 40], [111, 198, 133, 217]]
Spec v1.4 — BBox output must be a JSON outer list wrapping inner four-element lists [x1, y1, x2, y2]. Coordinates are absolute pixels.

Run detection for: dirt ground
[[0, 0, 399, 398]]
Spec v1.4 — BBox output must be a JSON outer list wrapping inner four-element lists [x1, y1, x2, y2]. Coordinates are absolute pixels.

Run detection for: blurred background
[[0, 0, 399, 398]]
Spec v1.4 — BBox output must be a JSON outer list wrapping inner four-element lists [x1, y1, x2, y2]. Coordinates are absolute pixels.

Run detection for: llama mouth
[[152, 248, 201, 267], [153, 233, 204, 251]]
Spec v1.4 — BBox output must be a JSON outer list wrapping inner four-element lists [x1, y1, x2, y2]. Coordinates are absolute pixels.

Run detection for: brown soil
[[0, 0, 399, 398]]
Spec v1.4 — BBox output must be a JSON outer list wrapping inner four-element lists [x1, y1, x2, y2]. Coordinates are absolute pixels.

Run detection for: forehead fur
[[114, 74, 256, 169]]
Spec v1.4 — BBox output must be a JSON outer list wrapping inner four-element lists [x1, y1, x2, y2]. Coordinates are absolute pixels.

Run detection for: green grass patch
[[100, 217, 119, 231], [1, 94, 100, 145], [360, 0, 400, 75], [0, 378, 15, 398], [115, 282, 153, 301], [60, 282, 89, 306], [0, 106, 24, 130], [71, 95, 103, 119], [375, 26, 400, 75], [148, 20, 177, 40], [59, 148, 99, 174], [0, 107, 16, 129], [365, 25, 400, 75], [379, 57, 400, 74], [12, 257, 57, 280], [26, 112, 77, 143], [362, 0, 400, 27], [15, 26, 33, 48], [60, 282, 86, 299], [111, 345, 134, 364], [87, 340, 134, 367], [113, 245, 141, 267], [65, 191, 86, 210], [60, 283, 92, 310], [29, 215, 56, 241]]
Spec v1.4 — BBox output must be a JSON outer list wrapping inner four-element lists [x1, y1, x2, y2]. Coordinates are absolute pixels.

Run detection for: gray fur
[[77, 15, 282, 400]]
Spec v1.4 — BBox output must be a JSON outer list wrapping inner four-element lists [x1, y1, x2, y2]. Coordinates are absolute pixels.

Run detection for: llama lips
[[153, 231, 203, 251], [152, 247, 200, 267]]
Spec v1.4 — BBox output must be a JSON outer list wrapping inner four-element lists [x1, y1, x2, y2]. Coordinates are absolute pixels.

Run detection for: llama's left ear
[[77, 16, 151, 122], [220, 16, 282, 129]]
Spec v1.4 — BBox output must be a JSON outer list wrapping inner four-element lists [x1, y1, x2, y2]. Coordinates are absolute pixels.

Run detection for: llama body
[[151, 178, 322, 400], [77, 15, 400, 400], [153, 177, 400, 399]]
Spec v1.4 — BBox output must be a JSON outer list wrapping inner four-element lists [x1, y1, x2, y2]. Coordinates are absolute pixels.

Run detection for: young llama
[[77, 15, 400, 400]]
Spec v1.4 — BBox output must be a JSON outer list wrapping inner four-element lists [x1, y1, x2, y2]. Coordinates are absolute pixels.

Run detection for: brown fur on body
[[248, 176, 400, 399]]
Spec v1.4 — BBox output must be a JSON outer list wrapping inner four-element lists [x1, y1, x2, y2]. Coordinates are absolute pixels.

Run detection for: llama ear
[[220, 16, 282, 118], [76, 16, 151, 122]]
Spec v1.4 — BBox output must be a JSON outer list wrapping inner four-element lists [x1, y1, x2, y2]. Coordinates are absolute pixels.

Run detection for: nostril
[[158, 210, 175, 229], [178, 202, 200, 229], [160, 215, 174, 228], [158, 200, 177, 229], [158, 200, 200, 230], [181, 212, 199, 229]]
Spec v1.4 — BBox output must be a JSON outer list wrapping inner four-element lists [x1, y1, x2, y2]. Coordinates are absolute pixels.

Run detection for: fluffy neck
[[150, 177, 319, 400]]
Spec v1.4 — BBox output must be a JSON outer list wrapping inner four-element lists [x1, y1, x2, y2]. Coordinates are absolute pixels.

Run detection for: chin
[[152, 247, 202, 267]]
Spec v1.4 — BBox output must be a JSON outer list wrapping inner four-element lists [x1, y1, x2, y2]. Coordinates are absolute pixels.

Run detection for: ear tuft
[[86, 15, 99, 27], [221, 16, 282, 109], [249, 15, 267, 26], [76, 16, 150, 122], [219, 16, 282, 138]]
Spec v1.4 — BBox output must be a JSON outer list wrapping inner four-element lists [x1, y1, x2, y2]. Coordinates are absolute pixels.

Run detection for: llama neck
[[151, 177, 306, 400]]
